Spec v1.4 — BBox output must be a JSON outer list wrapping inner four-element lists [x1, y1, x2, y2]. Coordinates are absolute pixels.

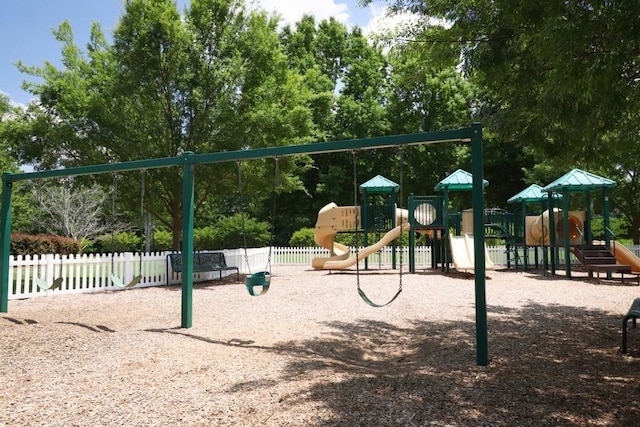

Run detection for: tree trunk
[[171, 205, 182, 251], [632, 213, 640, 245]]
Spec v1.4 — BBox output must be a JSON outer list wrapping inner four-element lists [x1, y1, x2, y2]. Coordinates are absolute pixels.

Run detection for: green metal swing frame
[[0, 123, 489, 365]]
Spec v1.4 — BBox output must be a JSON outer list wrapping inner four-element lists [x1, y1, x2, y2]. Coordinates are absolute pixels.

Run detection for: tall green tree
[[384, 41, 475, 199], [363, 0, 640, 220], [14, 0, 313, 249]]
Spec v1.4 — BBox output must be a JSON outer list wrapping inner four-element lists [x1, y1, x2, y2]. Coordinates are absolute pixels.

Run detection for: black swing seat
[[245, 271, 270, 296]]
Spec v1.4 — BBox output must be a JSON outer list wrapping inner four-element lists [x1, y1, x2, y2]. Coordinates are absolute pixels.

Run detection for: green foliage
[[214, 213, 270, 249], [194, 226, 217, 251], [590, 217, 628, 241], [94, 232, 142, 253], [289, 227, 315, 247], [152, 229, 173, 251], [10, 233, 80, 255], [15, 0, 313, 251]]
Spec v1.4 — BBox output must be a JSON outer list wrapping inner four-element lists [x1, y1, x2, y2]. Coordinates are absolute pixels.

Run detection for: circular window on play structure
[[413, 202, 437, 226]]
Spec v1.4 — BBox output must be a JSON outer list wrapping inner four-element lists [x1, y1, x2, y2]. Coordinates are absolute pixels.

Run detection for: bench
[[166, 252, 239, 285], [586, 264, 640, 284], [621, 298, 640, 353]]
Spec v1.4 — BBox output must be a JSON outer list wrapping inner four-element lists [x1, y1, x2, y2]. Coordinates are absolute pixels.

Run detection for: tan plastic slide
[[610, 241, 640, 272], [449, 233, 495, 272], [311, 202, 409, 270]]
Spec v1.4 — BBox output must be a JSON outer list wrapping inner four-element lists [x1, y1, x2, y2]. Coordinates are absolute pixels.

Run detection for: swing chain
[[351, 151, 361, 286], [238, 160, 252, 274], [398, 147, 404, 292], [266, 157, 279, 271]]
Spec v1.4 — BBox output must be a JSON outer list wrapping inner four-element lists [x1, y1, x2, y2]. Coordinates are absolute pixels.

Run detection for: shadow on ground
[[251, 303, 640, 425]]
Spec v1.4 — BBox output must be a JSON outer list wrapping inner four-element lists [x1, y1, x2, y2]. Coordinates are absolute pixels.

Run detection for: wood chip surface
[[2, 266, 640, 426]]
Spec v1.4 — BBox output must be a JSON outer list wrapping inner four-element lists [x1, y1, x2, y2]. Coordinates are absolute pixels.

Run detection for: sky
[[0, 0, 407, 107]]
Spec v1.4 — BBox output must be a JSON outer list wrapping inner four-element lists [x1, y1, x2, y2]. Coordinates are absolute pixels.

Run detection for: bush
[[10, 233, 80, 255], [194, 226, 217, 250], [153, 229, 172, 251], [215, 213, 270, 249], [94, 232, 142, 253], [289, 228, 315, 246]]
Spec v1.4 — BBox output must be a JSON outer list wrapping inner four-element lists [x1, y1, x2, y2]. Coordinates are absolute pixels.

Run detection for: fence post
[[46, 254, 55, 285], [123, 252, 134, 286]]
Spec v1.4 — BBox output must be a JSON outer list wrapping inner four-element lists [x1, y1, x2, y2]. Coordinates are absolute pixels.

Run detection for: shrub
[[153, 229, 172, 251], [94, 232, 141, 253], [194, 226, 217, 250], [289, 228, 315, 246], [10, 233, 80, 255], [215, 213, 270, 249]]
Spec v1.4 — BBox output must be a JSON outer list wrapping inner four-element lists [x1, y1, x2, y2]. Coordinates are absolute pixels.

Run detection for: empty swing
[[50, 254, 64, 291], [35, 253, 63, 291], [34, 254, 49, 291], [125, 169, 146, 288], [351, 149, 404, 308], [238, 159, 279, 296], [110, 174, 125, 287]]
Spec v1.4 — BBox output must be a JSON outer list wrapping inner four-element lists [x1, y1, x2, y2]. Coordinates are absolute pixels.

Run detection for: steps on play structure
[[573, 244, 632, 275]]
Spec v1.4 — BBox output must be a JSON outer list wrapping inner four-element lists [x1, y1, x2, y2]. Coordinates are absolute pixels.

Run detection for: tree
[[363, 0, 640, 153], [32, 182, 114, 249], [14, 0, 313, 249]]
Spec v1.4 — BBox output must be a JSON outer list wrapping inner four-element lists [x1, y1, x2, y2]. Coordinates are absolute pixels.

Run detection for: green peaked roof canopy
[[434, 169, 489, 192], [507, 184, 563, 203], [542, 169, 616, 192], [359, 175, 399, 193]]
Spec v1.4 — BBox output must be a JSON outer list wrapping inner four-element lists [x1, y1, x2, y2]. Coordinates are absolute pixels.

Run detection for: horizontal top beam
[[3, 125, 477, 183]]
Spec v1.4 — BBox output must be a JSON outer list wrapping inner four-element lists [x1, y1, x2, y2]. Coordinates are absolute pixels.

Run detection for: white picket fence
[[7, 245, 640, 300], [7, 248, 270, 300]]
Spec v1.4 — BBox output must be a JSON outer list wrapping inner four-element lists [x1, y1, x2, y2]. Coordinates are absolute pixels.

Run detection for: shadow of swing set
[[0, 124, 491, 366]]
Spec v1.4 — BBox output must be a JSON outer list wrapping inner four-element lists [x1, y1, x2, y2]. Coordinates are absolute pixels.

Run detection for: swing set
[[0, 124, 490, 366]]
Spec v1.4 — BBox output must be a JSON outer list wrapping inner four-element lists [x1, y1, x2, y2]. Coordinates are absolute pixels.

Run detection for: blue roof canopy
[[359, 175, 399, 193], [542, 169, 616, 192], [434, 169, 489, 192], [507, 184, 563, 203]]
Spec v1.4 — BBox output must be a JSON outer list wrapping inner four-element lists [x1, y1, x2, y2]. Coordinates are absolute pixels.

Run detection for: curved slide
[[449, 233, 495, 272], [311, 202, 409, 270], [314, 223, 410, 270]]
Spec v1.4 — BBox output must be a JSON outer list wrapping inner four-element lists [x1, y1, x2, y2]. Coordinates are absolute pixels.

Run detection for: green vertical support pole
[[392, 191, 397, 270], [563, 189, 571, 278], [603, 188, 612, 280], [548, 195, 555, 275], [181, 152, 195, 328], [471, 122, 488, 366], [521, 201, 528, 271], [1, 173, 13, 313], [363, 192, 369, 270], [408, 193, 416, 273], [443, 189, 450, 273], [585, 191, 591, 244]]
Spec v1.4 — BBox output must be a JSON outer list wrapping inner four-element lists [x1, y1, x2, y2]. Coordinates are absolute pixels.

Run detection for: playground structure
[[507, 169, 640, 279], [448, 233, 495, 272], [311, 169, 505, 275]]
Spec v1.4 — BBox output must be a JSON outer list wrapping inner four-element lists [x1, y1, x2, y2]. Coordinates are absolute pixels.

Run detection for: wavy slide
[[313, 223, 410, 270], [311, 202, 409, 270]]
